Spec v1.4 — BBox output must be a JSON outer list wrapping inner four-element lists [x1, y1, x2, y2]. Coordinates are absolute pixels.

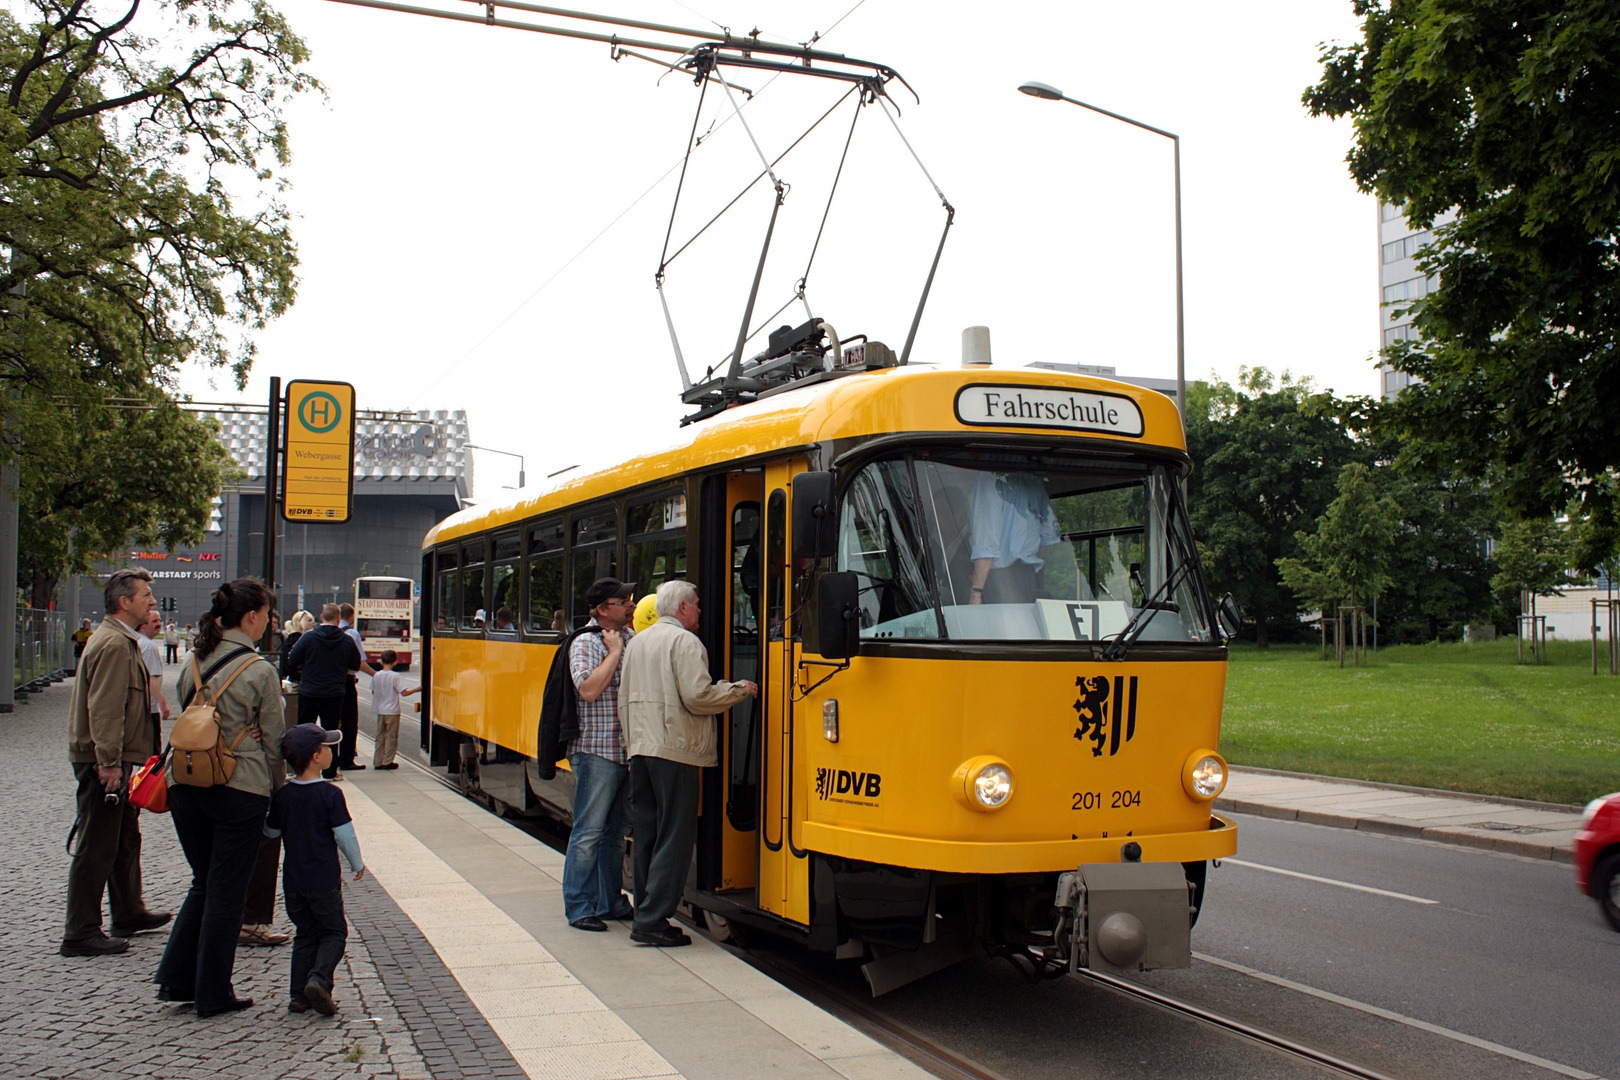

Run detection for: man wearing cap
[[561, 577, 637, 932]]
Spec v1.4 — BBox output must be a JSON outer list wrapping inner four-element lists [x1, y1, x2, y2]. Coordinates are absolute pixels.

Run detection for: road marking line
[[1194, 952, 1604, 1080], [1222, 858, 1437, 904]]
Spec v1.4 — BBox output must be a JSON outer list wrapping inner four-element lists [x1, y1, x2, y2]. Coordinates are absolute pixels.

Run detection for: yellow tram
[[419, 343, 1238, 993]]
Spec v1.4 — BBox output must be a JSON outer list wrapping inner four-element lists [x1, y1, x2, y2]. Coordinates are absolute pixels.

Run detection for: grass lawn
[[1220, 638, 1620, 805]]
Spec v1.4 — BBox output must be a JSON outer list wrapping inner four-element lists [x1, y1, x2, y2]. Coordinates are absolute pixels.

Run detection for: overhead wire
[[404, 0, 871, 406]]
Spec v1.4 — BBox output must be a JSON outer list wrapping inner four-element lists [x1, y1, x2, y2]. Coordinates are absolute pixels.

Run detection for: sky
[[173, 0, 1377, 501]]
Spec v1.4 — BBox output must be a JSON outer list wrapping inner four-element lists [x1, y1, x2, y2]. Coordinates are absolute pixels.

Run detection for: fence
[[14, 608, 72, 694]]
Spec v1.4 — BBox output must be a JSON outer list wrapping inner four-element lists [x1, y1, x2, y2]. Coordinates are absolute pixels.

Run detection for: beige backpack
[[170, 647, 263, 788]]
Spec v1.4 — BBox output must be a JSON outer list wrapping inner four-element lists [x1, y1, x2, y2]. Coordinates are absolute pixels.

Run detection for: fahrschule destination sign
[[283, 380, 357, 523]]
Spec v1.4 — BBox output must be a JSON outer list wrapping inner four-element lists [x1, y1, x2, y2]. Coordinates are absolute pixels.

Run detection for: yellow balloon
[[632, 594, 660, 633]]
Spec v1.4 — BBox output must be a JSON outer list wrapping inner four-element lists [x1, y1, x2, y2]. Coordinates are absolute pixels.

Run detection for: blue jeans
[[562, 752, 631, 923]]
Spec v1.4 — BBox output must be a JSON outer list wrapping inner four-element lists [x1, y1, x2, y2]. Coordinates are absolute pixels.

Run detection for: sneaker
[[238, 924, 290, 947]]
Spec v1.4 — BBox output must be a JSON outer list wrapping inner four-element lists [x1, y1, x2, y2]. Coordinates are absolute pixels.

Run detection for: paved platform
[[1218, 766, 1590, 863], [8, 667, 933, 1080]]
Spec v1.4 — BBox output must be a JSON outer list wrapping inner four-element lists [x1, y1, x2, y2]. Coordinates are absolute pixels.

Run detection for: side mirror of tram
[[792, 471, 838, 560], [817, 572, 862, 660], [1217, 593, 1243, 641]]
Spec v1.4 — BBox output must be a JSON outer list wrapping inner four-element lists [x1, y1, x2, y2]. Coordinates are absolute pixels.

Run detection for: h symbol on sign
[[307, 398, 333, 426]]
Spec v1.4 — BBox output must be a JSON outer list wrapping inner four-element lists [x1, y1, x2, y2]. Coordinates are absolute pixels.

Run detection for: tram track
[[397, 739, 1405, 1080], [692, 920, 1411, 1080]]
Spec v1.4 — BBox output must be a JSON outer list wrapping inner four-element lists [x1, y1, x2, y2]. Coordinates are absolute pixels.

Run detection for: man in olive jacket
[[619, 580, 756, 947], [63, 569, 171, 956]]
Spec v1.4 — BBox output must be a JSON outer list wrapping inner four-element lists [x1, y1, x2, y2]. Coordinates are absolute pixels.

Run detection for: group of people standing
[[562, 576, 756, 947], [63, 571, 375, 1018]]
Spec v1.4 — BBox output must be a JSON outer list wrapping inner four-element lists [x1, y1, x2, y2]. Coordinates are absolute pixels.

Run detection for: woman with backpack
[[155, 579, 286, 1017]]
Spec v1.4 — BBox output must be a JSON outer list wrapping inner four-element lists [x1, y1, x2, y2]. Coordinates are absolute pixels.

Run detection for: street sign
[[283, 380, 356, 523]]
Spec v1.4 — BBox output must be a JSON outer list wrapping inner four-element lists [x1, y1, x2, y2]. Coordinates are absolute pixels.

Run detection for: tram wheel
[[703, 909, 748, 946]]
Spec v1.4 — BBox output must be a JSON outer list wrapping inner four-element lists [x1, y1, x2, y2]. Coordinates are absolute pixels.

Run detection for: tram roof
[[423, 365, 1182, 548]]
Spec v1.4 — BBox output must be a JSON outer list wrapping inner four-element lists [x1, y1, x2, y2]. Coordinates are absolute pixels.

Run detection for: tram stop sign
[[283, 380, 356, 523]]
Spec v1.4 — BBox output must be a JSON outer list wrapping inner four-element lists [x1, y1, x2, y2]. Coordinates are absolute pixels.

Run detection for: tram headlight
[[1181, 750, 1227, 801], [953, 756, 1014, 812]]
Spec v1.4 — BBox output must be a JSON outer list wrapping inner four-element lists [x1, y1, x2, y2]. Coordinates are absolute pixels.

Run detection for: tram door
[[754, 459, 810, 924], [716, 461, 808, 924]]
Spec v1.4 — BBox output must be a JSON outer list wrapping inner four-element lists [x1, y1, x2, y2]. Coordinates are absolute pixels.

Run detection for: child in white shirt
[[369, 650, 420, 770]]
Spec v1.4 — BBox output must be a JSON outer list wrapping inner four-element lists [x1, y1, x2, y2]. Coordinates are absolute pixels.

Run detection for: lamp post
[[1017, 81, 1184, 416], [463, 444, 526, 490]]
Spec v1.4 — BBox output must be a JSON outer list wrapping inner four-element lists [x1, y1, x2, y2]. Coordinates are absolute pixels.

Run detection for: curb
[[1214, 796, 1576, 864], [1228, 764, 1584, 814]]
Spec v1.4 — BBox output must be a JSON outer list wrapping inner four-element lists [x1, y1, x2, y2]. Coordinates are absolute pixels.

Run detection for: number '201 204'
[[1071, 790, 1142, 810]]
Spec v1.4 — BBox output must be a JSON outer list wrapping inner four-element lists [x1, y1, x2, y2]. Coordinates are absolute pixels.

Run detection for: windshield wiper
[[1102, 560, 1192, 660]]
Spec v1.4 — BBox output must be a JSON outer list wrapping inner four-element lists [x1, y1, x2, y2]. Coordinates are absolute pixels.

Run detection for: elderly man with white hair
[[618, 580, 757, 947]]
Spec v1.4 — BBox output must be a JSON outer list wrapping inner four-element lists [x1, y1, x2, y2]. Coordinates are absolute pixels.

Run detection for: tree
[[1277, 463, 1400, 639], [16, 398, 239, 610], [1372, 467, 1501, 642], [1, 0, 317, 604], [1489, 516, 1581, 625], [1185, 369, 1367, 646], [1305, 1, 1620, 566]]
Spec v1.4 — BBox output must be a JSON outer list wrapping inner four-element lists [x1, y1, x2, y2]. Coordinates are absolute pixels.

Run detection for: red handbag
[[129, 750, 169, 813]]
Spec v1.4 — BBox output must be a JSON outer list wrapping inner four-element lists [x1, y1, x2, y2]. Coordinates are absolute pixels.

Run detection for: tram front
[[779, 371, 1238, 992]]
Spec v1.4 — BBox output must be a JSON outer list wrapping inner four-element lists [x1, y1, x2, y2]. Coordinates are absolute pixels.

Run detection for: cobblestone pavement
[[2, 666, 524, 1080]]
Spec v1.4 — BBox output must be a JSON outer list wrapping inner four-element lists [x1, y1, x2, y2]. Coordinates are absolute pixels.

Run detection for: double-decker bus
[[353, 576, 416, 671]]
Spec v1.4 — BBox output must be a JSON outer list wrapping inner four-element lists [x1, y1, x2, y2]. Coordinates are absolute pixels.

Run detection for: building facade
[[1376, 201, 1457, 401], [76, 408, 471, 625]]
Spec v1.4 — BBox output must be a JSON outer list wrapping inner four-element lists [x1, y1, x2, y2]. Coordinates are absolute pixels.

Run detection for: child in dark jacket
[[265, 723, 366, 1015]]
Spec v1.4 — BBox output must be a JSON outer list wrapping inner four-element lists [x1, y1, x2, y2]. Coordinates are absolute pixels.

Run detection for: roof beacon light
[[962, 325, 992, 368]]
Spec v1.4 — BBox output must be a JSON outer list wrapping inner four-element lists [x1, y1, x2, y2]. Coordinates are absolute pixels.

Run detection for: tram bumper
[[1053, 862, 1193, 973]]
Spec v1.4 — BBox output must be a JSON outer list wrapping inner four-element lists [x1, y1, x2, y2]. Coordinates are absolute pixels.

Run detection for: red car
[[1575, 792, 1620, 931]]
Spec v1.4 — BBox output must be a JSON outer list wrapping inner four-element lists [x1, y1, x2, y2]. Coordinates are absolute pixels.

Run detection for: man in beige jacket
[[619, 580, 756, 947], [64, 568, 170, 956]]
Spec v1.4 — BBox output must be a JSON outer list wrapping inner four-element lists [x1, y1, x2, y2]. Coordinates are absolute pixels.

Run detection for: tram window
[[626, 490, 687, 600], [488, 531, 520, 629], [837, 460, 939, 639], [570, 505, 619, 629], [527, 519, 566, 634], [878, 453, 1214, 644], [627, 491, 687, 535], [727, 503, 762, 832], [435, 549, 458, 633], [767, 489, 786, 640], [461, 539, 486, 629]]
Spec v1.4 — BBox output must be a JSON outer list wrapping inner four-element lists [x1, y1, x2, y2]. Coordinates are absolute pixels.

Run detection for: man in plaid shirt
[[562, 577, 638, 931]]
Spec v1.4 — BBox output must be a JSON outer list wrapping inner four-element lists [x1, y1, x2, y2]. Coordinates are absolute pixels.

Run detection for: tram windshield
[[836, 451, 1214, 644]]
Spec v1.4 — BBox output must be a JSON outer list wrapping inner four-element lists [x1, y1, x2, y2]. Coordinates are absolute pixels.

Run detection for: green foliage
[[1186, 368, 1367, 645], [1489, 516, 1581, 602], [1277, 462, 1400, 613], [1305, 0, 1620, 566], [1222, 640, 1620, 805], [1, 0, 318, 605]]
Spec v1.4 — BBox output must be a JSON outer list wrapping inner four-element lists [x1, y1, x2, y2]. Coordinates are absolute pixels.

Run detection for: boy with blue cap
[[265, 723, 366, 1015]]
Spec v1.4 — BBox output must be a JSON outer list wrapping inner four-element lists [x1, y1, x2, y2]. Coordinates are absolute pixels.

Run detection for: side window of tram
[[460, 541, 486, 630], [625, 492, 687, 607], [489, 531, 521, 629], [570, 507, 619, 629], [837, 461, 938, 638], [435, 550, 458, 632], [766, 489, 786, 640], [527, 519, 566, 635]]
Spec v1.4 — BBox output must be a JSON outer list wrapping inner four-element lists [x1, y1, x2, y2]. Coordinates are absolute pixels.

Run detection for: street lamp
[[463, 444, 526, 489], [1018, 81, 1185, 417]]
